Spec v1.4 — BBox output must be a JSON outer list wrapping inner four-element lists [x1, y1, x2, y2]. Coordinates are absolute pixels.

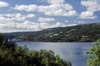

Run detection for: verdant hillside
[[15, 22, 100, 42], [3, 22, 100, 42], [3, 31, 35, 39]]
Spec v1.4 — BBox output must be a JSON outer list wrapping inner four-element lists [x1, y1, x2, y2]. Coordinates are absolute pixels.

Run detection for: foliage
[[0, 33, 4, 46], [0, 33, 72, 66], [85, 39, 100, 66]]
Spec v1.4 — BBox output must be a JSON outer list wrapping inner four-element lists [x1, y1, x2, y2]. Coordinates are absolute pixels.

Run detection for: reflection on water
[[16, 42, 93, 66]]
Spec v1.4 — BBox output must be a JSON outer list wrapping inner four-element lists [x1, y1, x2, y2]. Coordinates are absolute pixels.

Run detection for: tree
[[85, 39, 100, 66], [0, 33, 4, 45]]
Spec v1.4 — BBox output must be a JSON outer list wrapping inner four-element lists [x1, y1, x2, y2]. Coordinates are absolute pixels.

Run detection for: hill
[[3, 31, 35, 39], [3, 22, 100, 42]]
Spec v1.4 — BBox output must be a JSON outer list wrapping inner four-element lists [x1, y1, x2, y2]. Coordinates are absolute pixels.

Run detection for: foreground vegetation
[[1, 32, 100, 66], [85, 39, 100, 66], [3, 22, 100, 42], [0, 33, 72, 66]]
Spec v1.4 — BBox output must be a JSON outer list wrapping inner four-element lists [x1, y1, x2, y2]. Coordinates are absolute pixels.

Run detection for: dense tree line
[[0, 33, 72, 66]]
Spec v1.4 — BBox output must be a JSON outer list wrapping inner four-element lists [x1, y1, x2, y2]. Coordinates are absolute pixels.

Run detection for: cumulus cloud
[[47, 0, 65, 4], [38, 17, 55, 22], [11, 3, 78, 17], [54, 22, 67, 27], [44, 9, 77, 16], [66, 24, 77, 26], [0, 16, 77, 33], [0, 16, 14, 23], [0, 15, 67, 33], [0, 20, 67, 33], [41, 0, 65, 4], [78, 11, 97, 19], [78, 0, 100, 19], [0, 1, 9, 8], [81, 0, 100, 12], [12, 5, 38, 12], [11, 13, 26, 21], [2, 14, 16, 17], [0, 13, 36, 21], [26, 14, 36, 18]]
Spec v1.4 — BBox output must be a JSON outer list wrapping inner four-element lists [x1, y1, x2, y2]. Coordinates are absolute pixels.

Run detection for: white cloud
[[81, 0, 100, 12], [38, 17, 55, 22], [0, 21, 67, 33], [64, 4, 73, 10], [78, 0, 100, 19], [0, 16, 67, 33], [26, 14, 36, 18], [78, 11, 97, 19], [13, 5, 38, 12], [54, 22, 66, 27], [74, 20, 85, 23], [11, 13, 26, 21], [44, 9, 78, 16], [0, 13, 36, 21], [12, 3, 78, 17], [64, 10, 78, 16], [3, 14, 16, 17], [0, 1, 9, 8], [0, 16, 14, 24], [12, 17, 26, 21], [65, 20, 68, 22], [66, 24, 77, 26], [0, 16, 78, 33], [47, 0, 65, 4]]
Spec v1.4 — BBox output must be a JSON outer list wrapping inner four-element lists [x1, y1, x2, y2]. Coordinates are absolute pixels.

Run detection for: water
[[16, 42, 94, 66]]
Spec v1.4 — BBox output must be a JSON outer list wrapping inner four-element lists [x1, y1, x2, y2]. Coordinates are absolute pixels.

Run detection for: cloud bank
[[11, 1, 78, 17]]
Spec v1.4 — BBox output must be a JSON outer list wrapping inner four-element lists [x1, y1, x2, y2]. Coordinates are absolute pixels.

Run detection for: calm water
[[16, 42, 94, 66]]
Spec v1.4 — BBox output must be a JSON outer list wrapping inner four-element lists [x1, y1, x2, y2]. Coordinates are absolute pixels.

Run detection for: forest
[[3, 22, 100, 42]]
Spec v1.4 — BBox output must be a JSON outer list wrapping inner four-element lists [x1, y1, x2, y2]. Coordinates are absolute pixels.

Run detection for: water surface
[[16, 42, 94, 66]]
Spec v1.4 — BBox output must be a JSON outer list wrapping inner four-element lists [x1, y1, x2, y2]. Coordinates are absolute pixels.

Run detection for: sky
[[0, 0, 100, 33]]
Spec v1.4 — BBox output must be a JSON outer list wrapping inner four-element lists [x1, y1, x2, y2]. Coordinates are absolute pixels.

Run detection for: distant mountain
[[3, 22, 100, 42]]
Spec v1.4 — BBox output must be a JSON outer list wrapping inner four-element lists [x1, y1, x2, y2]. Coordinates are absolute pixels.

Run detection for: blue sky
[[0, 0, 100, 33]]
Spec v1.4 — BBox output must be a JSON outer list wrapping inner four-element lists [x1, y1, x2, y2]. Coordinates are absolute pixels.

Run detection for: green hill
[[16, 22, 100, 42], [3, 22, 100, 42], [3, 31, 35, 39]]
